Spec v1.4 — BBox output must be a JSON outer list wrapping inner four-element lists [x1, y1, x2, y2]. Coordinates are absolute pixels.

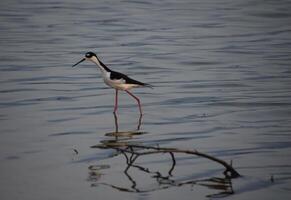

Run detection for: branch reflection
[[89, 113, 238, 197], [92, 143, 236, 197]]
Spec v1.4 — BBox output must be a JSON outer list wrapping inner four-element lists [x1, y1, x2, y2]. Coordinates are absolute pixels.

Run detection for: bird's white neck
[[90, 57, 111, 73], [90, 57, 102, 69]]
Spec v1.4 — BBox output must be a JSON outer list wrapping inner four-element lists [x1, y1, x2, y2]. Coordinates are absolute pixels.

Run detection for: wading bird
[[72, 52, 152, 115]]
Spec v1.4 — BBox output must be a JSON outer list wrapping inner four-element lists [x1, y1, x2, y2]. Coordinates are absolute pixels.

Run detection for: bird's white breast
[[102, 72, 137, 90]]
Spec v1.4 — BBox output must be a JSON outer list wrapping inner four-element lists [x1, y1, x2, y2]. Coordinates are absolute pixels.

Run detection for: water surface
[[1, 0, 291, 199]]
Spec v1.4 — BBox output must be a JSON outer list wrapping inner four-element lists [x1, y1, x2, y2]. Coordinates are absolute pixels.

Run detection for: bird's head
[[72, 52, 98, 67]]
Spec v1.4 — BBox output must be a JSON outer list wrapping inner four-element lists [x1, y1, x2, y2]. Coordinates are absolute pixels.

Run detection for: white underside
[[104, 78, 140, 90]]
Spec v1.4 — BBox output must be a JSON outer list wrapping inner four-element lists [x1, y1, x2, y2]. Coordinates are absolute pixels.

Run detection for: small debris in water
[[270, 175, 274, 183], [73, 149, 79, 155]]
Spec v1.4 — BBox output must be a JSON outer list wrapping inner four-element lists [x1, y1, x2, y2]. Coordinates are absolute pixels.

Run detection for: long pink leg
[[113, 112, 119, 133], [125, 90, 143, 115], [113, 89, 118, 113]]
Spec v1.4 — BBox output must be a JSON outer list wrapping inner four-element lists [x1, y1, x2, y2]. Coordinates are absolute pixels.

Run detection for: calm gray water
[[1, 0, 291, 199]]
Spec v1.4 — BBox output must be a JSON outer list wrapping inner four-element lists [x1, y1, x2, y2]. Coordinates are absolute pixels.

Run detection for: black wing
[[110, 71, 148, 86]]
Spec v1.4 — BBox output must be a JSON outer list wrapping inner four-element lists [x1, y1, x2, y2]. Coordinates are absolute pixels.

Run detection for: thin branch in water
[[169, 152, 176, 176], [92, 143, 241, 178]]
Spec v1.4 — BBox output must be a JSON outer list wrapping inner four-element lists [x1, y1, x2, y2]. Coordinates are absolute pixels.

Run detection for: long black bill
[[72, 58, 85, 67]]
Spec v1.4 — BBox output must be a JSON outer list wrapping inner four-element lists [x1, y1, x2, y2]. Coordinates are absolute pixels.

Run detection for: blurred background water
[[1, 0, 291, 199]]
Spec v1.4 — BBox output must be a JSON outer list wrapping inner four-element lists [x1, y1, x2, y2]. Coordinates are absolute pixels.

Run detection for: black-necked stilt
[[72, 52, 152, 115]]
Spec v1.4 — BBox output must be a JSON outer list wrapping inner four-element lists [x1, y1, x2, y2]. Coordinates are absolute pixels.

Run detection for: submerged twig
[[91, 142, 239, 196], [92, 143, 240, 178]]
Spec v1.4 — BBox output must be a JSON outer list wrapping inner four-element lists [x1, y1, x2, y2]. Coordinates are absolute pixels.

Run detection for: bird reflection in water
[[106, 113, 144, 137], [99, 113, 146, 147]]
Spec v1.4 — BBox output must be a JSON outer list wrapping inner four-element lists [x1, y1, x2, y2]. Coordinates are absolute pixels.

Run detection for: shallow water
[[1, 0, 291, 199]]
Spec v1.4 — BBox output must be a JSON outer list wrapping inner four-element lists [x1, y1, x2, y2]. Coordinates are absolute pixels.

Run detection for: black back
[[110, 71, 146, 86]]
